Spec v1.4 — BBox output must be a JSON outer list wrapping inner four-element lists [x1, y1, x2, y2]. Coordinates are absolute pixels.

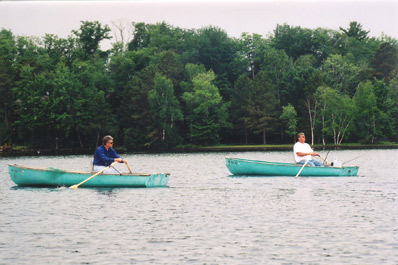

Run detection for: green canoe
[[8, 164, 170, 188], [226, 157, 359, 177]]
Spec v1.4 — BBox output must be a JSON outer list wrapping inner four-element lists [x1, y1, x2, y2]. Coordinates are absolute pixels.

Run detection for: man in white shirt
[[293, 132, 322, 166]]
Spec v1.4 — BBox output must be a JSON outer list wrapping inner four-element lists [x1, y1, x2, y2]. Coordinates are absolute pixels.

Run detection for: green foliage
[[370, 42, 398, 84], [353, 81, 382, 143], [340, 21, 369, 41], [182, 70, 230, 145], [244, 71, 280, 144], [72, 21, 111, 58], [322, 54, 361, 96], [389, 74, 398, 141], [316, 86, 354, 144], [0, 29, 17, 142], [2, 20, 398, 150], [229, 74, 252, 143], [119, 68, 154, 149], [280, 103, 297, 142], [148, 73, 183, 147], [271, 24, 326, 62]]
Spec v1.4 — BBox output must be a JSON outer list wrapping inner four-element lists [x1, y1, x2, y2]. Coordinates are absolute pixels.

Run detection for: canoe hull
[[8, 164, 169, 188], [226, 157, 359, 177]]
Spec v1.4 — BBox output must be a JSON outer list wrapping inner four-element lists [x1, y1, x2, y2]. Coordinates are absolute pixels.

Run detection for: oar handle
[[70, 161, 119, 189]]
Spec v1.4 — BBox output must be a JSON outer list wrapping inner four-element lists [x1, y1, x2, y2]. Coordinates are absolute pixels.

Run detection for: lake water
[[0, 149, 397, 264]]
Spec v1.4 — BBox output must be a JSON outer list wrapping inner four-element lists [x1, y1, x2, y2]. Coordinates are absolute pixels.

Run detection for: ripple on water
[[0, 150, 398, 264]]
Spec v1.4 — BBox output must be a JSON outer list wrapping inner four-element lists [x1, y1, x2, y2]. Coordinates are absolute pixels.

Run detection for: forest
[[0, 20, 397, 151]]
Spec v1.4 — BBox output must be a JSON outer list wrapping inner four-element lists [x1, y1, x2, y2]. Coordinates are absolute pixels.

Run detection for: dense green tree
[[230, 74, 252, 144], [303, 68, 324, 145], [260, 47, 292, 105], [182, 70, 230, 145], [322, 54, 361, 96], [15, 36, 51, 73], [1, 21, 397, 149], [353, 81, 382, 143], [43, 34, 73, 66], [373, 79, 394, 138], [244, 71, 280, 144], [119, 66, 155, 149], [316, 86, 354, 145], [340, 21, 369, 41], [237, 33, 269, 79], [128, 22, 150, 51], [270, 24, 317, 61], [337, 22, 381, 66], [389, 73, 398, 141], [148, 73, 183, 147], [72, 21, 111, 58], [0, 29, 17, 143], [280, 103, 298, 143], [108, 50, 137, 97], [154, 50, 184, 91], [369, 42, 398, 85], [12, 65, 52, 147], [128, 22, 187, 54], [286, 57, 323, 145], [195, 26, 238, 98], [68, 60, 114, 147]]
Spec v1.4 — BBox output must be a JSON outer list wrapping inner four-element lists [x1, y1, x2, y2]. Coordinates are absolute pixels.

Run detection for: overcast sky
[[1, 0, 397, 49]]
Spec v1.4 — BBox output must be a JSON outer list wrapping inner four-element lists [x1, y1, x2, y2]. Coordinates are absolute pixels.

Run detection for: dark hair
[[103, 135, 113, 145]]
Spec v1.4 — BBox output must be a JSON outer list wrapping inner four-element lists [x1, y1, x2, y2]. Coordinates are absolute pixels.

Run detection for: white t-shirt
[[293, 142, 313, 163]]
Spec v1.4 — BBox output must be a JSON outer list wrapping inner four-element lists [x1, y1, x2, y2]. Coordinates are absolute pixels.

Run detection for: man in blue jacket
[[93, 135, 128, 174]]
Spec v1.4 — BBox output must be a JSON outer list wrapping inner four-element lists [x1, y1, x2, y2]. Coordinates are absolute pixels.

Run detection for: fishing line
[[343, 155, 363, 165]]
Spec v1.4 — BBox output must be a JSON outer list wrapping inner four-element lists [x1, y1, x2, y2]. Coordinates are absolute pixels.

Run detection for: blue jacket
[[93, 145, 121, 166]]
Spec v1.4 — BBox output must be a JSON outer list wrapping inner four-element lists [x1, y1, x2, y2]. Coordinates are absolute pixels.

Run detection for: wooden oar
[[126, 163, 132, 173], [69, 161, 119, 189], [295, 160, 309, 178]]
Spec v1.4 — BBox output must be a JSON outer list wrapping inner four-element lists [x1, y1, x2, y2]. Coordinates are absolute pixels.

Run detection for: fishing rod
[[324, 150, 330, 163], [342, 155, 363, 165], [321, 150, 331, 166]]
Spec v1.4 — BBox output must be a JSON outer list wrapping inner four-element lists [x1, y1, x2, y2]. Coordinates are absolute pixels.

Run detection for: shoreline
[[1, 144, 397, 157]]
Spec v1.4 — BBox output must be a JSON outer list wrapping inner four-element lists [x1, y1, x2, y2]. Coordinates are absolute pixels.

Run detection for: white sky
[[1, 0, 398, 49]]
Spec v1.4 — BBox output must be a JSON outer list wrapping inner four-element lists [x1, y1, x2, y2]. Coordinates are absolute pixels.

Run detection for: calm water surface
[[0, 150, 397, 264]]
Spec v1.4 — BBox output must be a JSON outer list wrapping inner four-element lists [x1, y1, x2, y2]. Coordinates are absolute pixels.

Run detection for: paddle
[[295, 159, 309, 178], [69, 161, 119, 189], [126, 163, 132, 173]]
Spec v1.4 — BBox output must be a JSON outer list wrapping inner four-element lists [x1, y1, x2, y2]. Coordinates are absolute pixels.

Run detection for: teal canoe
[[8, 164, 169, 188], [226, 157, 359, 177]]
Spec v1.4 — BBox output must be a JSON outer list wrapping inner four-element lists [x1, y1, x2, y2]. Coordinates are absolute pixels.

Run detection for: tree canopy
[[1, 20, 397, 150]]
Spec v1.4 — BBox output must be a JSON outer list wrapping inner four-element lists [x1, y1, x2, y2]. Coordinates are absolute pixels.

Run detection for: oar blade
[[69, 184, 79, 189]]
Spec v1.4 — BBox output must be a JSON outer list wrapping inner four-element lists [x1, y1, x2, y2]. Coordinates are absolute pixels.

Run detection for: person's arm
[[296, 151, 320, 157], [109, 149, 127, 163], [96, 147, 118, 165]]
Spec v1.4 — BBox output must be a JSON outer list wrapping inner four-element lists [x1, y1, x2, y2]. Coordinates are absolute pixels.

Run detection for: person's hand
[[312, 152, 320, 157]]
